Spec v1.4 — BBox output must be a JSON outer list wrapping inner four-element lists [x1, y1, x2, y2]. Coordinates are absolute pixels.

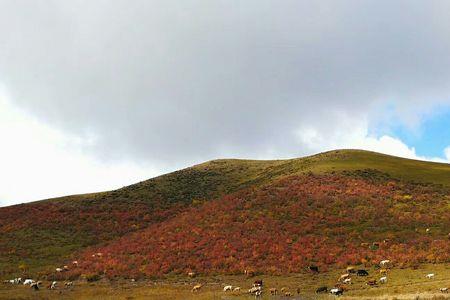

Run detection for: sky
[[1, 0, 450, 206]]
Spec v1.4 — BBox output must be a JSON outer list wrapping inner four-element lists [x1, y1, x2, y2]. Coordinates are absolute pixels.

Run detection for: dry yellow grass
[[1, 264, 449, 299]]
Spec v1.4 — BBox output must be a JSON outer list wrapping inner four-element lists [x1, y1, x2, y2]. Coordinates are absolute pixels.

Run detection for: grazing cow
[[343, 278, 352, 285], [316, 286, 328, 293], [233, 287, 240, 292], [223, 285, 233, 292], [339, 274, 350, 281], [285, 291, 293, 297], [366, 280, 377, 286], [269, 288, 278, 295], [330, 288, 343, 296], [426, 273, 435, 279], [309, 265, 319, 273], [357, 269, 369, 276], [440, 287, 449, 293], [192, 284, 202, 292], [379, 276, 387, 284], [253, 279, 263, 287], [380, 260, 391, 267], [23, 279, 35, 285], [346, 266, 356, 273]]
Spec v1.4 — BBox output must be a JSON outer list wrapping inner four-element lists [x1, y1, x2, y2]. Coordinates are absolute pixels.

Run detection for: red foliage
[[73, 173, 450, 278]]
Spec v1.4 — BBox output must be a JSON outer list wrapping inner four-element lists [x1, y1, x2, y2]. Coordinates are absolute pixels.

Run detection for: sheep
[[56, 268, 63, 272], [30, 282, 40, 291], [426, 273, 435, 279], [343, 278, 352, 285], [380, 268, 388, 275], [339, 273, 350, 281], [269, 288, 278, 295], [248, 286, 262, 294], [285, 291, 293, 297], [366, 279, 378, 286], [380, 276, 387, 284], [49, 281, 57, 290], [440, 287, 449, 293], [233, 287, 240, 292], [23, 279, 35, 285], [187, 272, 196, 278], [192, 284, 202, 292], [380, 259, 391, 267], [330, 288, 343, 295], [223, 285, 233, 292]]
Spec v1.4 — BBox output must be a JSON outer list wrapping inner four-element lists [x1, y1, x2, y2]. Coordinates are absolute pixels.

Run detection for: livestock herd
[[2, 277, 74, 291], [2, 258, 449, 297], [190, 259, 449, 298]]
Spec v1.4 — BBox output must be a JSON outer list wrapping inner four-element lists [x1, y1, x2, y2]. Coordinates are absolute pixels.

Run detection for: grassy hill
[[0, 149, 449, 280]]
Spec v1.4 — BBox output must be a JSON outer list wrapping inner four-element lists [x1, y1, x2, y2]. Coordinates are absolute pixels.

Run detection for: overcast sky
[[1, 0, 450, 206]]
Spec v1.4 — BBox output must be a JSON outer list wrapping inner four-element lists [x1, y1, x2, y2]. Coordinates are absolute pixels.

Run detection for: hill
[[0, 149, 449, 280]]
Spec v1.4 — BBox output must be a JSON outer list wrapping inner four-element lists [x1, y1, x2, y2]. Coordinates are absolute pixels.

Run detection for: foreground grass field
[[1, 264, 449, 299]]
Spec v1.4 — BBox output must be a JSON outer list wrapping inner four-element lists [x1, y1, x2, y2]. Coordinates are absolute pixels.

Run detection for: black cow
[[316, 286, 328, 293], [357, 269, 369, 276]]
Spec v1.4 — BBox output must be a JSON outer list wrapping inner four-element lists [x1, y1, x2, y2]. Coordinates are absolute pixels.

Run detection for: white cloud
[[444, 146, 450, 161], [295, 116, 450, 164], [0, 88, 157, 206]]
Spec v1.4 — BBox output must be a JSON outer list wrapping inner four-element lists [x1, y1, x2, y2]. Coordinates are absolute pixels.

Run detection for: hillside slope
[[76, 171, 450, 278], [1, 149, 449, 279]]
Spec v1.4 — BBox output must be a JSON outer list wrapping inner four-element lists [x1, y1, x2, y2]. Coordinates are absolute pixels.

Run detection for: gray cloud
[[1, 0, 450, 169]]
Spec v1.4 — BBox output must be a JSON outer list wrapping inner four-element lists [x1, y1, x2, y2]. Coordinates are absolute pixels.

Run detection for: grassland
[[1, 264, 449, 299]]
